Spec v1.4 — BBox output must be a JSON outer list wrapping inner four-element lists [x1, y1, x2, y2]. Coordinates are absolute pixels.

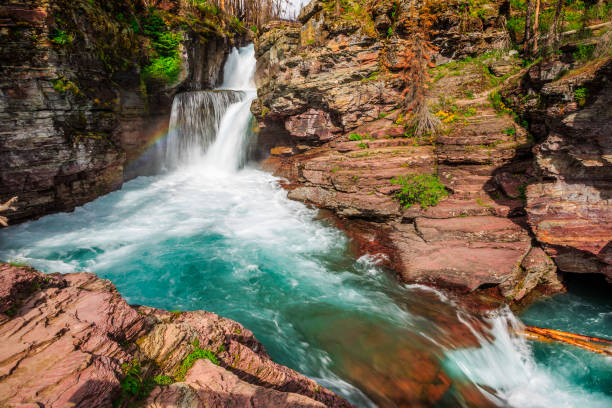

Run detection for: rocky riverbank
[[0, 263, 349, 407], [250, 0, 611, 302]]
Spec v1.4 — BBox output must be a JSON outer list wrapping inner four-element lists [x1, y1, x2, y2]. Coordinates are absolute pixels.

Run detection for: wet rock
[[146, 359, 325, 407], [0, 264, 351, 408]]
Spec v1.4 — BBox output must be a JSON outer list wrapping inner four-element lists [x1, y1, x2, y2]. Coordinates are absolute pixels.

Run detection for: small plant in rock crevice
[[574, 87, 588, 106], [51, 29, 73, 45], [391, 173, 448, 209], [175, 338, 222, 381]]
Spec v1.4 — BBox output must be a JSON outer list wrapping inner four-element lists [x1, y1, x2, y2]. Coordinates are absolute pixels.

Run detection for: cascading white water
[[163, 91, 244, 168], [219, 45, 257, 91], [1, 43, 610, 408], [163, 45, 257, 171]]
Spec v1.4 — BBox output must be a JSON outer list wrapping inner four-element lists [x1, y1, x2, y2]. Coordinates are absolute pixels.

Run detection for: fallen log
[[524, 326, 612, 357]]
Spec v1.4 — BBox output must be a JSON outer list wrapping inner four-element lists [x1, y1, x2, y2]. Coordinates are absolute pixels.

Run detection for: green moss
[[153, 375, 174, 386], [175, 339, 220, 382], [391, 174, 448, 209]]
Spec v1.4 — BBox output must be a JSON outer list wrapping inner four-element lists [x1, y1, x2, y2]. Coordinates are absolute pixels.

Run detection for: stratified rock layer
[[0, 263, 349, 408], [252, 1, 567, 299], [509, 56, 612, 282]]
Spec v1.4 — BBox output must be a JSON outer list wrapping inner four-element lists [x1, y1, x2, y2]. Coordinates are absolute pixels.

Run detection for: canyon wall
[[251, 0, 611, 299], [0, 0, 241, 223], [508, 54, 612, 282]]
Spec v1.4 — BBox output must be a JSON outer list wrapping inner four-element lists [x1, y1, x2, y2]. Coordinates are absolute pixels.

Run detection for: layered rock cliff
[[251, 0, 610, 299], [507, 52, 612, 283], [0, 0, 244, 223], [0, 263, 349, 407]]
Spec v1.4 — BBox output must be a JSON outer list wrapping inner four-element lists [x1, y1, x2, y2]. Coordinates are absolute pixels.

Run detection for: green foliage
[[358, 142, 367, 149], [574, 87, 588, 106], [573, 44, 595, 61], [143, 13, 166, 38], [504, 127, 517, 136], [175, 339, 220, 381], [117, 360, 156, 404], [153, 31, 181, 57], [8, 261, 29, 267], [139, 10, 182, 85], [52, 77, 80, 95], [349, 133, 363, 141], [51, 29, 73, 45], [391, 174, 448, 209], [153, 375, 174, 386], [143, 56, 182, 84], [489, 91, 512, 115], [464, 107, 477, 117]]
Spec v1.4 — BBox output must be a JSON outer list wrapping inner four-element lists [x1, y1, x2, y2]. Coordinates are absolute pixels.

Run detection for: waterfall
[[162, 44, 257, 171]]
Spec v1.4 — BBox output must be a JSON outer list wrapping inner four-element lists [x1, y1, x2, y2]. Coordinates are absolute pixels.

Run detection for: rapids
[[0, 45, 609, 407]]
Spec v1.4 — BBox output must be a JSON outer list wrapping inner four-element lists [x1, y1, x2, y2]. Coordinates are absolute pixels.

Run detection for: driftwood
[[524, 325, 612, 357], [561, 21, 612, 37], [0, 196, 18, 227]]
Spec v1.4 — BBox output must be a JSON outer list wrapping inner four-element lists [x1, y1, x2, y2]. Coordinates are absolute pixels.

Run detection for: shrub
[[117, 360, 155, 403], [349, 133, 363, 141], [573, 44, 595, 62], [153, 32, 181, 57], [391, 174, 448, 209], [51, 29, 73, 45], [574, 87, 588, 106], [489, 91, 512, 115], [143, 55, 181, 84]]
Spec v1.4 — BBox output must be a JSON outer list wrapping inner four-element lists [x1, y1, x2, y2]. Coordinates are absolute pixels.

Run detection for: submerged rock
[[0, 263, 350, 408]]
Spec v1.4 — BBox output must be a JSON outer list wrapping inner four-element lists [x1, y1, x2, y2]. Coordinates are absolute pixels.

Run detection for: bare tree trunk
[[532, 0, 541, 54], [524, 0, 533, 57], [546, 0, 564, 53]]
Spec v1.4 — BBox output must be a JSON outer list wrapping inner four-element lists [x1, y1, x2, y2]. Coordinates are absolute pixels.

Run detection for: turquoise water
[[1, 166, 610, 407], [1, 44, 610, 407], [520, 276, 612, 403]]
